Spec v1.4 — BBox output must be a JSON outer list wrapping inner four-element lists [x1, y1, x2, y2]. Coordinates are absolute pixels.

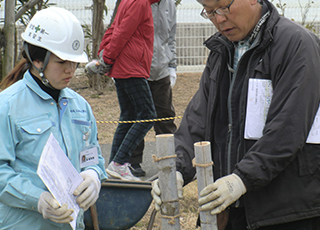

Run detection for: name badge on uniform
[[80, 146, 99, 168]]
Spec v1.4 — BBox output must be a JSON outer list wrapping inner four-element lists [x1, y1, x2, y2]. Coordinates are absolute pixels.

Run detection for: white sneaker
[[106, 161, 141, 181]]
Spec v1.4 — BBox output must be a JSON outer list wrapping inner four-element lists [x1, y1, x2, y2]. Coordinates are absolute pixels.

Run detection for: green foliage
[[273, 0, 286, 16], [16, 0, 56, 26], [175, 0, 182, 7], [298, 0, 316, 33], [82, 23, 93, 60]]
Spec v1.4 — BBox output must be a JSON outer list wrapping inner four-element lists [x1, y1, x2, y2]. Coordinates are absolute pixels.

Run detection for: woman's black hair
[[0, 43, 48, 89]]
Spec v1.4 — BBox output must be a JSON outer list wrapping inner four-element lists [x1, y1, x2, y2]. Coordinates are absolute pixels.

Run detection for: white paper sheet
[[244, 78, 273, 140], [306, 105, 320, 143], [244, 78, 320, 143], [37, 133, 84, 230]]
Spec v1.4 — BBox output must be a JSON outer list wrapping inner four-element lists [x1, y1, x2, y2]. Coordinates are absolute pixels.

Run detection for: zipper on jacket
[[226, 36, 264, 174], [227, 68, 236, 174], [213, 36, 235, 175]]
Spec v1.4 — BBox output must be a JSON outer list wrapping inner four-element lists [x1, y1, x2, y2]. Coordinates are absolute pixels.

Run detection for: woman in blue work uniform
[[0, 7, 107, 230]]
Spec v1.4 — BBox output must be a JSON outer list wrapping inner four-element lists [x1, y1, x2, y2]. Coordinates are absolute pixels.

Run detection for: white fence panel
[[0, 0, 319, 73]]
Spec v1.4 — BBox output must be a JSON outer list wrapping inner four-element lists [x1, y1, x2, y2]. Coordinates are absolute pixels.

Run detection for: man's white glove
[[97, 61, 112, 75], [97, 49, 112, 75], [73, 169, 101, 211], [198, 173, 246, 215], [85, 49, 112, 76], [38, 191, 74, 223], [168, 67, 177, 88], [151, 171, 183, 211]]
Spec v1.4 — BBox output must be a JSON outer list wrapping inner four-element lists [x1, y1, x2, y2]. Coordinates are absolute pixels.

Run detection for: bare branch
[[15, 0, 42, 22]]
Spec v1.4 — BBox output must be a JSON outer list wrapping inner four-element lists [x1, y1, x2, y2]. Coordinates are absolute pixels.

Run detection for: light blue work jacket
[[0, 71, 107, 230]]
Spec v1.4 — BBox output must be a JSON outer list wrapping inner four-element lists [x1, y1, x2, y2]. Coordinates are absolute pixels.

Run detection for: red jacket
[[98, 0, 159, 79]]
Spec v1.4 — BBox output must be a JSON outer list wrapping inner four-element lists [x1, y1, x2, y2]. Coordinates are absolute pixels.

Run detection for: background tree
[[273, 0, 316, 32], [0, 0, 54, 81], [2, 0, 14, 80], [89, 0, 106, 92]]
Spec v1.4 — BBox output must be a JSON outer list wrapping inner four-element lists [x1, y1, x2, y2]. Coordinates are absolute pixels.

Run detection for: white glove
[[151, 171, 183, 211], [168, 67, 177, 88], [98, 49, 112, 75], [97, 60, 112, 75], [198, 173, 246, 215], [38, 191, 74, 223], [73, 169, 101, 211]]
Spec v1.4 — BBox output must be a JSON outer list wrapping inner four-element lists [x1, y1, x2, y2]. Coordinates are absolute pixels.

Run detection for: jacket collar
[[23, 70, 75, 101]]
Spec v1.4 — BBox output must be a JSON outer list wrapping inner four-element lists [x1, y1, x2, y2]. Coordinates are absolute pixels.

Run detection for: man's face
[[202, 0, 262, 41]]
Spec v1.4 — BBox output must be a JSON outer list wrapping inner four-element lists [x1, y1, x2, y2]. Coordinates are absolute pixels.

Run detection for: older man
[[151, 0, 320, 229]]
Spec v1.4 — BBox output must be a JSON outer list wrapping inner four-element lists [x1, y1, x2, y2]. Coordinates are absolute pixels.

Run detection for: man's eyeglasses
[[200, 0, 235, 19]]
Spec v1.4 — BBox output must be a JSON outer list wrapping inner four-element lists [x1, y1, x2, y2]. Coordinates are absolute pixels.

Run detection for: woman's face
[[34, 54, 78, 90]]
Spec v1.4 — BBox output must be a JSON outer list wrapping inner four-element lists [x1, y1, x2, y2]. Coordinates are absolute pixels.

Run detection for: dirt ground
[[70, 67, 202, 145], [69, 67, 202, 229]]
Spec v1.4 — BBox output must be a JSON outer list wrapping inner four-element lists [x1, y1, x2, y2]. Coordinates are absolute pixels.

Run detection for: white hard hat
[[21, 7, 88, 63]]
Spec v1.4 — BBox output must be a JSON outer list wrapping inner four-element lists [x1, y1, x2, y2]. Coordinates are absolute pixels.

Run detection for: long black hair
[[0, 43, 47, 90]]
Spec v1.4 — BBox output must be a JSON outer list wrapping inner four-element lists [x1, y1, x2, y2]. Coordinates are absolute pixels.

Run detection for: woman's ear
[[32, 59, 43, 69]]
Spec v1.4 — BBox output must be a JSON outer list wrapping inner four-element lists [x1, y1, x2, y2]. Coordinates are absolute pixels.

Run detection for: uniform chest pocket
[[71, 118, 92, 143], [20, 119, 52, 135], [72, 119, 91, 126], [18, 119, 53, 149]]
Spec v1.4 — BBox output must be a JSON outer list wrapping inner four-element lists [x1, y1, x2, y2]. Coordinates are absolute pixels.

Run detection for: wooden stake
[[194, 141, 218, 230], [155, 134, 180, 230]]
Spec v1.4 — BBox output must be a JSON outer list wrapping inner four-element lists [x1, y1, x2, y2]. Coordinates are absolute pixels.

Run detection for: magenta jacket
[[98, 0, 160, 79]]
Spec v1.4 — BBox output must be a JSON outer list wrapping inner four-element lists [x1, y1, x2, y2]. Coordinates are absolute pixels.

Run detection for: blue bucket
[[84, 179, 153, 230]]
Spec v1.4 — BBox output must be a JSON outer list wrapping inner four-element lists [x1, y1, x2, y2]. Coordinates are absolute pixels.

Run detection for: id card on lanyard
[[80, 131, 99, 168]]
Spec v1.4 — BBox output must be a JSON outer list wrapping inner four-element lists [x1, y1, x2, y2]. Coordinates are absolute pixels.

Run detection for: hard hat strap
[[23, 42, 54, 89]]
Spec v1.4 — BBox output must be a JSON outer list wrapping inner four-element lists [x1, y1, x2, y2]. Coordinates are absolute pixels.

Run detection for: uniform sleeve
[[0, 100, 43, 211]]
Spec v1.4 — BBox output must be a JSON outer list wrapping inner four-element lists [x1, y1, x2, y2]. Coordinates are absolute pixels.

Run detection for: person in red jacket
[[86, 0, 159, 181]]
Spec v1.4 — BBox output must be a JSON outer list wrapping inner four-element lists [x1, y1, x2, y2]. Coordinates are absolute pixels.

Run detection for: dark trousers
[[129, 76, 177, 165], [224, 207, 320, 230], [109, 78, 156, 165]]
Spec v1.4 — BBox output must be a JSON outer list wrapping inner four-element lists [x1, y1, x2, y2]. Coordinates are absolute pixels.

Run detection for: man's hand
[[38, 191, 74, 223], [97, 48, 112, 75], [97, 60, 112, 75], [74, 169, 101, 211], [168, 67, 177, 88], [151, 171, 183, 211], [198, 173, 246, 215]]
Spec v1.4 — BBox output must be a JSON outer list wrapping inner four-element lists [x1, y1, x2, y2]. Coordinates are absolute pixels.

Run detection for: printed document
[[244, 78, 273, 140], [306, 105, 320, 143], [244, 78, 320, 143], [37, 133, 84, 230]]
